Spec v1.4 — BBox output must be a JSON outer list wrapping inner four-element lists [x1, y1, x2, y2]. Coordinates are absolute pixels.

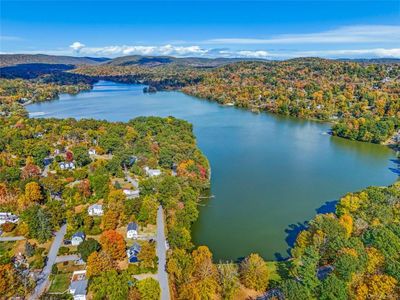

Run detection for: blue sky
[[1, 0, 399, 59]]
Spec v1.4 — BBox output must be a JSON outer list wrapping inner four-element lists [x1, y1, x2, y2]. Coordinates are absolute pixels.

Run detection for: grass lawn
[[48, 273, 70, 293]]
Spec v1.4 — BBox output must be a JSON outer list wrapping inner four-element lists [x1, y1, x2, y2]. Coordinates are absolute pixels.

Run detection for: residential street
[[156, 206, 171, 300], [30, 223, 67, 299]]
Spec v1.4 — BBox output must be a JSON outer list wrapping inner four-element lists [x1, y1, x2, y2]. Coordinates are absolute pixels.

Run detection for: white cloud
[[73, 44, 209, 57], [207, 25, 400, 45], [293, 48, 400, 58], [69, 41, 85, 52]]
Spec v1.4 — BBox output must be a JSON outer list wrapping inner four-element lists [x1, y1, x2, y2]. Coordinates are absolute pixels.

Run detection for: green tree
[[72, 146, 91, 167], [90, 270, 130, 300], [77, 238, 101, 262], [239, 253, 269, 291], [136, 278, 161, 300], [138, 196, 158, 224], [318, 274, 348, 300], [217, 262, 240, 300], [21, 205, 52, 243]]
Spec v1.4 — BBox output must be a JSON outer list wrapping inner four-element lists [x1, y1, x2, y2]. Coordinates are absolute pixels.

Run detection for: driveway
[[30, 223, 67, 299], [156, 206, 170, 300], [0, 236, 25, 242], [55, 254, 80, 263], [125, 170, 139, 188]]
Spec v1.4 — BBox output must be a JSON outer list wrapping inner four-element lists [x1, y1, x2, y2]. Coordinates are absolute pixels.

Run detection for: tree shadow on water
[[275, 199, 338, 261], [274, 221, 308, 261], [316, 200, 338, 214]]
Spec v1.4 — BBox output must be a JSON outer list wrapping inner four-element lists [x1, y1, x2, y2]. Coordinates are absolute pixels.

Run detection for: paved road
[[42, 164, 50, 177], [55, 254, 79, 263], [0, 236, 25, 242], [30, 223, 67, 299], [156, 206, 171, 300], [125, 170, 139, 188]]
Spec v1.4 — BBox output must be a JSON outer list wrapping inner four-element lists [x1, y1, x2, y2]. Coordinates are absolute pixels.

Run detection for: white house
[[144, 166, 161, 177], [59, 162, 75, 170], [123, 189, 140, 199], [127, 222, 138, 239], [0, 212, 19, 225], [69, 270, 88, 300], [87, 204, 103, 216], [88, 149, 97, 155], [71, 232, 85, 246]]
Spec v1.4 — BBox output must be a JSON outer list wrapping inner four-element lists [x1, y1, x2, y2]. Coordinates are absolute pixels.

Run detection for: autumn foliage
[[99, 230, 126, 260]]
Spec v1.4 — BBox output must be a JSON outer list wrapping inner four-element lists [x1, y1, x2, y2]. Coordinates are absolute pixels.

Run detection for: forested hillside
[[74, 57, 400, 144]]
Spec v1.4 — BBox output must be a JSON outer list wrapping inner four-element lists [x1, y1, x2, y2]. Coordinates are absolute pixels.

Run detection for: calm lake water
[[27, 81, 397, 260]]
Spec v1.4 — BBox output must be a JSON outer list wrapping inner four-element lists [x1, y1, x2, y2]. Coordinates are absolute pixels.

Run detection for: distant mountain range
[[0, 54, 399, 68], [0, 54, 110, 67], [104, 55, 262, 67]]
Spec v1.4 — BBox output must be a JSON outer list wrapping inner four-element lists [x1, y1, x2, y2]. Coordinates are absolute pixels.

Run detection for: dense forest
[[279, 183, 400, 299]]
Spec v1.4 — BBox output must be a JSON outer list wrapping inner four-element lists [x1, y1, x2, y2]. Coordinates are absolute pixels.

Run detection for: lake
[[27, 81, 397, 260]]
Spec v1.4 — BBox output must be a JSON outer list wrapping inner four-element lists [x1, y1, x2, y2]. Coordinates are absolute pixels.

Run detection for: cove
[[27, 81, 398, 260]]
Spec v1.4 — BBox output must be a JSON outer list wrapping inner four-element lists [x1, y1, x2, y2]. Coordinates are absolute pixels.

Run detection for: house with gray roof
[[127, 222, 138, 239], [69, 270, 88, 300], [71, 232, 85, 246]]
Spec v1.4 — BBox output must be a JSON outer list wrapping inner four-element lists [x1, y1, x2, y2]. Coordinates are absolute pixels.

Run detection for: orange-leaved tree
[[99, 230, 126, 260]]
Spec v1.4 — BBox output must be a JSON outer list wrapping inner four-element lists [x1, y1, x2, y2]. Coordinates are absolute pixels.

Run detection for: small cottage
[[127, 222, 138, 239], [126, 243, 141, 263], [144, 166, 161, 177], [87, 204, 103, 216], [88, 149, 96, 155], [71, 232, 85, 246]]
